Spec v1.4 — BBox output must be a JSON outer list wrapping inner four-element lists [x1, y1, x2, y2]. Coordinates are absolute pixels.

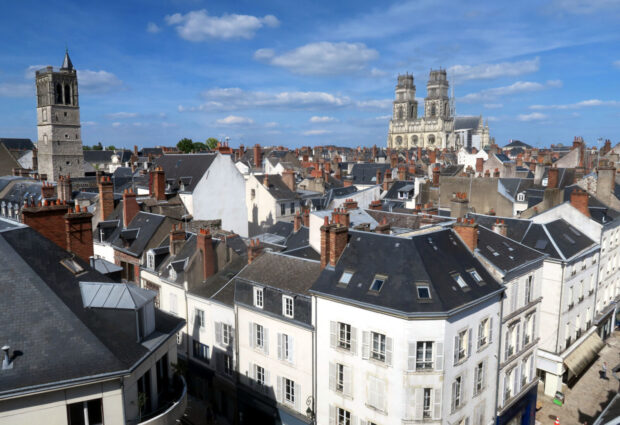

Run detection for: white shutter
[[516, 324, 521, 352], [249, 322, 254, 348], [351, 327, 357, 355], [344, 365, 352, 397], [362, 331, 370, 359], [530, 355, 535, 381], [277, 333, 283, 360], [248, 362, 254, 385], [504, 330, 510, 360], [330, 321, 337, 348], [514, 365, 520, 394], [467, 328, 472, 358], [386, 337, 393, 366], [406, 387, 415, 419], [294, 383, 301, 411], [215, 322, 222, 345], [289, 335, 294, 363], [482, 360, 487, 390], [451, 381, 456, 412], [453, 335, 459, 365], [265, 369, 271, 390], [329, 405, 336, 425], [408, 342, 416, 371], [351, 413, 358, 425], [276, 376, 282, 402], [435, 342, 444, 371], [329, 362, 336, 391], [489, 317, 493, 344], [264, 328, 269, 355], [414, 388, 424, 420], [433, 388, 442, 420]]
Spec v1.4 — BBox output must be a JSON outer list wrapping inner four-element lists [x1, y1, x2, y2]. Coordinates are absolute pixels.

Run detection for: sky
[[0, 0, 619, 149]]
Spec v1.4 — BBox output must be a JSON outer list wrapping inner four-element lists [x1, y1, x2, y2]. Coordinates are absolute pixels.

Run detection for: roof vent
[[2, 345, 13, 370]]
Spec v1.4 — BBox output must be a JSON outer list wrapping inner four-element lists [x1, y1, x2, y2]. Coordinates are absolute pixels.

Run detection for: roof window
[[60, 257, 85, 275], [339, 271, 354, 286], [417, 285, 431, 299], [486, 245, 500, 257], [469, 269, 483, 283], [452, 273, 468, 289], [535, 239, 548, 250], [369, 275, 386, 293]]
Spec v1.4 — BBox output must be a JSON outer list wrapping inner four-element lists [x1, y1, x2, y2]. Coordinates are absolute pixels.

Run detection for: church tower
[[424, 69, 451, 120], [35, 50, 84, 181], [392, 73, 418, 121]]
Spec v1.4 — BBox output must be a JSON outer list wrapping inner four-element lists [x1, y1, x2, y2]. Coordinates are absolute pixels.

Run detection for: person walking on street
[[601, 361, 608, 379]]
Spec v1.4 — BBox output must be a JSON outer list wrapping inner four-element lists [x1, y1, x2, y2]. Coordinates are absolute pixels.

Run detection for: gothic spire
[[61, 49, 74, 71]]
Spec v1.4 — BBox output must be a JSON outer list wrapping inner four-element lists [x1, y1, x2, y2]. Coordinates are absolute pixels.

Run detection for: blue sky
[[0, 0, 619, 149]]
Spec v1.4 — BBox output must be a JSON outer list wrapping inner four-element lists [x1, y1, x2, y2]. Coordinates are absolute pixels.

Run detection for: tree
[[106, 145, 116, 151], [93, 142, 103, 151], [177, 138, 194, 153], [192, 142, 206, 151], [206, 137, 219, 150], [83, 145, 91, 150]]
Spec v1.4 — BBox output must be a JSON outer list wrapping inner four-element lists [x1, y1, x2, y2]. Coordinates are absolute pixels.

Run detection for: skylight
[[453, 273, 468, 289], [369, 276, 386, 292], [486, 245, 500, 257], [417, 285, 431, 299], [60, 258, 85, 275], [469, 270, 483, 282], [339, 271, 353, 285], [502, 241, 514, 252]]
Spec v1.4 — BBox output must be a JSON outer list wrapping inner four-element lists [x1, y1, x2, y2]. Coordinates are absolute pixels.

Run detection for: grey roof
[[257, 174, 298, 200], [468, 213, 533, 242], [503, 140, 532, 149], [91, 257, 123, 275], [521, 219, 597, 260], [454, 116, 481, 131], [0, 226, 184, 398], [498, 178, 535, 200], [83, 150, 114, 163], [80, 282, 156, 310], [154, 153, 217, 193], [110, 212, 166, 257], [0, 138, 34, 151], [494, 153, 512, 163], [61, 50, 74, 70], [310, 229, 503, 316], [384, 180, 415, 200], [349, 163, 391, 185]]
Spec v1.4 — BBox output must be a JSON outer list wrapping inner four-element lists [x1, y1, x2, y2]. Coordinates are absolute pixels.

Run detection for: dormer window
[[517, 192, 525, 202], [169, 266, 177, 281], [417, 285, 431, 299], [253, 286, 264, 308], [469, 269, 483, 283], [146, 251, 155, 270], [339, 271, 354, 286], [369, 275, 386, 293]]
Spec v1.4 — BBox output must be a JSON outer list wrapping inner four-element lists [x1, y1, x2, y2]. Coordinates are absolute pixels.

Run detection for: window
[[370, 275, 386, 292], [222, 323, 232, 346], [223, 354, 233, 376], [278, 333, 294, 363], [283, 295, 294, 318], [452, 376, 462, 412], [336, 363, 345, 392], [255, 364, 265, 386], [416, 341, 434, 370], [524, 314, 534, 346], [253, 286, 264, 308], [524, 276, 533, 304], [423, 388, 432, 418], [169, 293, 178, 315], [517, 192, 525, 202], [42, 109, 47, 122], [67, 398, 103, 425], [477, 318, 491, 349], [474, 361, 485, 395], [194, 308, 205, 328], [368, 375, 385, 411], [251, 188, 255, 199], [193, 340, 209, 362], [339, 271, 353, 286], [504, 368, 513, 401], [371, 332, 386, 362], [284, 377, 295, 404], [337, 407, 351, 425], [255, 324, 264, 349], [290, 203, 295, 214], [146, 252, 155, 270], [338, 322, 352, 350], [417, 285, 431, 299], [454, 329, 469, 363], [505, 323, 519, 360], [470, 270, 483, 283], [281, 203, 286, 215], [453, 273, 468, 289]]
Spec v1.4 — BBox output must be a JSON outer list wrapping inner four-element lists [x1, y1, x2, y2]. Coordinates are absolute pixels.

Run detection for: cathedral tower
[[424, 69, 451, 120], [35, 50, 84, 181], [392, 73, 418, 121]]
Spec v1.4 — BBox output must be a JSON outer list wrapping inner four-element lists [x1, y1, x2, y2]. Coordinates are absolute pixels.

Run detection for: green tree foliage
[[192, 142, 207, 151], [106, 145, 116, 151], [206, 137, 220, 150], [92, 142, 103, 151], [177, 138, 194, 153]]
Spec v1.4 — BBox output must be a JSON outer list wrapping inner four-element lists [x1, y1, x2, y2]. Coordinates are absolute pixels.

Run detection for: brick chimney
[[369, 200, 382, 210], [450, 192, 469, 218], [122, 189, 139, 227], [197, 228, 216, 280], [376, 170, 382, 185], [547, 166, 559, 189], [282, 169, 296, 192], [570, 188, 590, 217], [432, 166, 440, 186], [454, 218, 478, 251], [492, 218, 507, 237], [493, 168, 500, 178], [429, 150, 436, 164], [375, 217, 391, 234], [343, 198, 358, 211], [390, 155, 398, 169], [294, 211, 302, 232], [320, 216, 332, 269], [41, 181, 55, 199], [22, 201, 70, 253], [150, 166, 166, 201], [133, 145, 138, 156], [372, 144, 378, 159], [329, 224, 348, 267], [343, 177, 353, 187], [98, 176, 114, 221], [302, 209, 310, 227], [65, 205, 94, 262], [398, 166, 406, 181], [254, 144, 262, 168], [383, 169, 392, 192], [248, 239, 264, 264], [324, 161, 331, 174], [169, 224, 185, 256], [476, 157, 484, 174], [57, 175, 72, 204]]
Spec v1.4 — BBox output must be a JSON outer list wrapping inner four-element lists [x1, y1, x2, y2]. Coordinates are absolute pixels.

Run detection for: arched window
[[64, 84, 71, 105], [396, 136, 403, 146], [55, 84, 63, 104], [428, 135, 435, 145], [412, 135, 418, 146], [398, 107, 404, 120], [410, 107, 415, 118], [43, 134, 48, 144], [431, 104, 436, 117]]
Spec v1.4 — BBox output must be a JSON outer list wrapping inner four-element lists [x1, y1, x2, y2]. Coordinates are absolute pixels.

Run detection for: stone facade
[[387, 70, 491, 150], [35, 51, 84, 181]]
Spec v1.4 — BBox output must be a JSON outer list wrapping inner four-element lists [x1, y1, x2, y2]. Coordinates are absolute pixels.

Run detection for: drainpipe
[[494, 289, 504, 422], [555, 263, 566, 354]]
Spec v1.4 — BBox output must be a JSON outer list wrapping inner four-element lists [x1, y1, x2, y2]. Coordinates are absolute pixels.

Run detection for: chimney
[[492, 219, 507, 237], [450, 192, 469, 218], [98, 176, 114, 221], [329, 224, 348, 267], [429, 150, 436, 164], [41, 181, 55, 199], [21, 201, 70, 254], [122, 189, 139, 227], [133, 145, 138, 156], [547, 166, 559, 189], [324, 161, 331, 174], [454, 218, 478, 251], [57, 175, 72, 203], [151, 166, 166, 201], [493, 168, 500, 178], [247, 239, 264, 264], [263, 174, 270, 187], [254, 144, 262, 168], [282, 169, 296, 192], [484, 169, 491, 177], [398, 166, 406, 181], [65, 205, 94, 262], [320, 216, 332, 269], [343, 198, 358, 211], [383, 169, 392, 192], [432, 166, 440, 186], [372, 144, 378, 159], [376, 170, 382, 185], [197, 228, 216, 280], [596, 166, 616, 205], [369, 200, 382, 211], [169, 224, 186, 256], [475, 157, 484, 173], [294, 211, 302, 232], [302, 209, 310, 227], [417, 147, 422, 160], [390, 155, 397, 169], [343, 177, 353, 187], [375, 217, 391, 234], [570, 188, 590, 217]]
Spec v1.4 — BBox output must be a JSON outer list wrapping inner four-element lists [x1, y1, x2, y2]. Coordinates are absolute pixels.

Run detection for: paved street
[[536, 330, 620, 425]]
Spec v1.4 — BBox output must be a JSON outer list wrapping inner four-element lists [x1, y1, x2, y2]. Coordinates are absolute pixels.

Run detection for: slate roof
[[499, 178, 535, 200], [83, 150, 115, 163], [504, 140, 532, 149], [0, 138, 34, 151], [0, 225, 183, 398], [454, 116, 481, 130], [0, 143, 22, 176], [468, 213, 533, 242], [522, 219, 597, 260], [383, 180, 415, 200], [154, 153, 217, 193], [310, 229, 503, 316], [110, 212, 166, 257], [257, 174, 298, 200], [349, 163, 391, 185], [494, 153, 513, 163]]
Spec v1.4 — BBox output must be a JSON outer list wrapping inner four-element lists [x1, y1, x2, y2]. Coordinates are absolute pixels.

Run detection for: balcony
[[135, 376, 187, 425], [578, 296, 584, 303], [568, 302, 574, 311]]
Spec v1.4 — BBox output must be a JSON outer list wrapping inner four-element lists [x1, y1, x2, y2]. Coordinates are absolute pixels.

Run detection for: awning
[[564, 332, 605, 378]]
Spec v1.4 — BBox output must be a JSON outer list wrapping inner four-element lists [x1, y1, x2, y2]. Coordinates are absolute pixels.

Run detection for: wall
[[438, 176, 514, 217], [246, 174, 277, 237]]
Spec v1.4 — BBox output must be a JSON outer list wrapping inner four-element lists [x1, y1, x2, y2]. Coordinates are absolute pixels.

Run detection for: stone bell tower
[[392, 73, 418, 121], [424, 69, 451, 120], [35, 50, 84, 181]]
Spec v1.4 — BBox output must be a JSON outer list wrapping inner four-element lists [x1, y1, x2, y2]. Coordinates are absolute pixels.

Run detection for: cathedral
[[35, 50, 85, 181], [386, 69, 490, 151]]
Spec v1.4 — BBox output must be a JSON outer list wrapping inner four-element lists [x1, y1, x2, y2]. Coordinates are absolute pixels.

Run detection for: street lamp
[[305, 396, 315, 424]]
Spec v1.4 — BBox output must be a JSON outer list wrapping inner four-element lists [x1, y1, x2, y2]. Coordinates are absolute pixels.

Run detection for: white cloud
[[107, 112, 138, 119], [303, 129, 331, 136], [530, 99, 620, 110], [460, 80, 560, 103], [111, 122, 122, 127], [264, 121, 279, 128], [374, 115, 392, 120], [370, 68, 387, 77], [216, 115, 255, 125], [517, 112, 547, 121], [614, 60, 620, 69], [309, 116, 337, 123], [487, 116, 500, 122], [0, 83, 32, 97], [483, 103, 503, 109], [165, 9, 279, 41], [147, 22, 161, 33], [78, 70, 123, 93], [25, 65, 46, 79], [254, 42, 378, 75], [449, 57, 540, 82], [356, 99, 392, 109], [82, 121, 97, 126]]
